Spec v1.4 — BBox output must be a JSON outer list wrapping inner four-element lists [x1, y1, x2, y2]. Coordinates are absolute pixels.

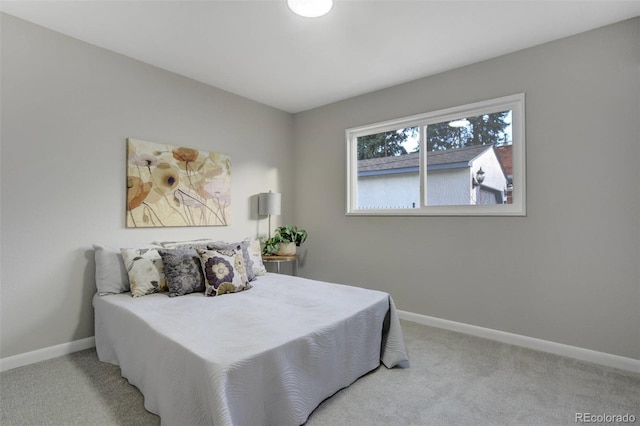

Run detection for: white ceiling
[[2, 0, 639, 113]]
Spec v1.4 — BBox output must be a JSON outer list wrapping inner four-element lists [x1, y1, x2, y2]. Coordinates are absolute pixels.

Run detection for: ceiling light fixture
[[287, 0, 333, 18], [449, 118, 470, 128]]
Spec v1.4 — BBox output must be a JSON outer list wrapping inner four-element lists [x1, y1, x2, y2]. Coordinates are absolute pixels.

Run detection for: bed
[[94, 272, 409, 426]]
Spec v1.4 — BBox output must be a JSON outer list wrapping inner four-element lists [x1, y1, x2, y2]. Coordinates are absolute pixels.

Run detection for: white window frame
[[346, 93, 526, 216]]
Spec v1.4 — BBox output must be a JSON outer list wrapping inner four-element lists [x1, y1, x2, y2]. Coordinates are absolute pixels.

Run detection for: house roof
[[358, 144, 493, 172]]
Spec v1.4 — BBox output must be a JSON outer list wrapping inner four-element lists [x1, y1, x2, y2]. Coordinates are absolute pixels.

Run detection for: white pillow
[[94, 244, 163, 295], [157, 239, 215, 249], [246, 239, 267, 276], [120, 248, 168, 297]]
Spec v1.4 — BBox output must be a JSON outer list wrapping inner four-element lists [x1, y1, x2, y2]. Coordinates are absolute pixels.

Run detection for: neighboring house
[[357, 145, 509, 209], [495, 144, 513, 204]]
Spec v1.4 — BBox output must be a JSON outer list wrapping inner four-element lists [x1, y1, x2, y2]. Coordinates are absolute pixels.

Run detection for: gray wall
[[0, 14, 294, 358], [293, 18, 640, 359], [2, 13, 638, 362]]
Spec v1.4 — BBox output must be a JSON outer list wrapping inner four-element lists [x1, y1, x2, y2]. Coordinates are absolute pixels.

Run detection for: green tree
[[425, 122, 466, 151], [357, 127, 418, 160], [466, 112, 510, 146], [356, 112, 509, 160], [426, 111, 510, 151]]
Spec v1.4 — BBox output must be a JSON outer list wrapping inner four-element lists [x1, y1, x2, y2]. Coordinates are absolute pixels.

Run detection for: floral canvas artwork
[[126, 138, 231, 227]]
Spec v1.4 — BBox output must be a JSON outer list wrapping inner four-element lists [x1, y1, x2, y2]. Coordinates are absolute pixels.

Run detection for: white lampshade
[[287, 0, 333, 18], [258, 192, 281, 216]]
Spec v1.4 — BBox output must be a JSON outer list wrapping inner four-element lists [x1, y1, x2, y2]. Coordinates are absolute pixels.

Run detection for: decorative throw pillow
[[246, 239, 267, 276], [158, 249, 205, 297], [207, 240, 255, 281], [197, 248, 251, 297], [120, 248, 168, 297], [158, 239, 216, 250]]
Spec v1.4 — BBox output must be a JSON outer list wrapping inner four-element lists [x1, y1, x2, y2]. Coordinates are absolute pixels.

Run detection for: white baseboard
[[398, 310, 640, 374], [0, 337, 96, 372]]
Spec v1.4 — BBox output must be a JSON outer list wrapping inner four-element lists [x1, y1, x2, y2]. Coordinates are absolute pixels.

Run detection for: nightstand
[[262, 254, 298, 276]]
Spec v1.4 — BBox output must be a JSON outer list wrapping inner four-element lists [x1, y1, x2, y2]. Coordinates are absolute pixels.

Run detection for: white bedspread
[[94, 273, 409, 426]]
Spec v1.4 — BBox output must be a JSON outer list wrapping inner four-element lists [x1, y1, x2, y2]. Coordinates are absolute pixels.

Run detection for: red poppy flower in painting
[[127, 177, 152, 211], [172, 147, 199, 163]]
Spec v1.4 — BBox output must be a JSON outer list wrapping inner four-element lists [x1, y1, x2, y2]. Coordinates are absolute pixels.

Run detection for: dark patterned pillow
[[158, 249, 205, 297], [197, 248, 251, 297], [207, 240, 255, 281]]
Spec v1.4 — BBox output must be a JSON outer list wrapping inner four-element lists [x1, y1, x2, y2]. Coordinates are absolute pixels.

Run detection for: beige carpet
[[2, 320, 639, 425]]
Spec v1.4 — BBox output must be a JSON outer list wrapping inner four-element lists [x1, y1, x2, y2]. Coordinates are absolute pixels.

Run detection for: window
[[346, 94, 525, 216]]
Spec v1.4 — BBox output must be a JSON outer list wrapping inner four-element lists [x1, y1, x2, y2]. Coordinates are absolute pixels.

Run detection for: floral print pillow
[[197, 248, 251, 297], [246, 239, 267, 276], [207, 240, 255, 281], [120, 248, 168, 297]]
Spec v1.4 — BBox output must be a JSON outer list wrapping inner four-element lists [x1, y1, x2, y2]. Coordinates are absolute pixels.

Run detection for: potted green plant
[[262, 225, 308, 255]]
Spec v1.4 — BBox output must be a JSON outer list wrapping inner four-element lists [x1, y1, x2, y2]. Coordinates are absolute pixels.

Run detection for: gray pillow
[[94, 244, 131, 295], [158, 249, 205, 297]]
